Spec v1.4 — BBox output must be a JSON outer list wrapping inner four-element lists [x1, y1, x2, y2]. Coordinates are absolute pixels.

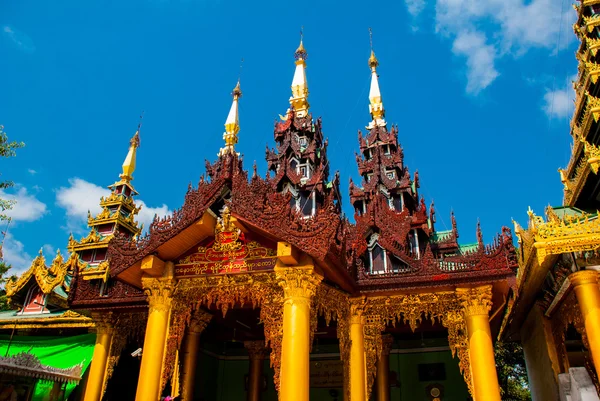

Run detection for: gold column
[[457, 285, 500, 401], [135, 268, 176, 401], [275, 261, 322, 401], [349, 298, 367, 401], [181, 310, 212, 401], [376, 335, 393, 401], [571, 270, 600, 375], [83, 313, 114, 401], [244, 341, 269, 401]]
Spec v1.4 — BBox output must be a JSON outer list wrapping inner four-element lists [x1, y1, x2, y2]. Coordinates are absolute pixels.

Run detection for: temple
[[4, 37, 520, 401], [498, 2, 600, 400]]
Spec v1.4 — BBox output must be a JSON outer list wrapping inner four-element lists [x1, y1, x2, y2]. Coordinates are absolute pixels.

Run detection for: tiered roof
[[345, 47, 516, 292], [41, 36, 517, 310]]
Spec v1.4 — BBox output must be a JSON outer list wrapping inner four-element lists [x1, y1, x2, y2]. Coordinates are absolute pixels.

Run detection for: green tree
[[495, 341, 532, 401], [0, 125, 24, 311], [0, 125, 25, 220]]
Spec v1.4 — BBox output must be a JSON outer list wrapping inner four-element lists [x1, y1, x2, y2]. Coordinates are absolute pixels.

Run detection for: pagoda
[[2, 35, 522, 401], [499, 2, 600, 399]]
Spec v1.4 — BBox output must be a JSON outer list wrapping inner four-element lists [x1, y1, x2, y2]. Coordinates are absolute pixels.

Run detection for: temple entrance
[[104, 342, 142, 401], [172, 307, 348, 401]]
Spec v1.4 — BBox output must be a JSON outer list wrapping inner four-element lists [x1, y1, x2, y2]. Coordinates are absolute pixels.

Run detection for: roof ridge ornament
[[367, 27, 386, 130]]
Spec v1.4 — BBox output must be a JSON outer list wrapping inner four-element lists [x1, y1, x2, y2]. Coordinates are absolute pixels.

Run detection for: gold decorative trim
[[582, 138, 600, 174], [585, 62, 600, 85], [0, 310, 94, 330], [527, 207, 600, 264], [362, 291, 474, 397], [6, 250, 81, 298], [586, 37, 600, 57], [79, 261, 110, 282], [166, 273, 283, 393], [584, 15, 600, 33]]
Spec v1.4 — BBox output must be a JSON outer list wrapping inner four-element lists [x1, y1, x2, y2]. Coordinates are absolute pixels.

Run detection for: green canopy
[[0, 333, 95, 401]]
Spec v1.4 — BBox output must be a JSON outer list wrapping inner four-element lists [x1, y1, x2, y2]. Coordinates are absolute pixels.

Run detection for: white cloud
[[1, 233, 33, 277], [0, 186, 47, 222], [410, 0, 577, 93], [42, 244, 56, 256], [542, 76, 576, 119], [27, 169, 37, 175], [56, 178, 171, 234], [452, 30, 498, 94], [405, 0, 426, 17], [2, 25, 35, 54], [137, 202, 171, 231]]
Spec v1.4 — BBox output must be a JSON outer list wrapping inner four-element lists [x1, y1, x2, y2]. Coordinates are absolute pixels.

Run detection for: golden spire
[[367, 28, 386, 129], [120, 129, 140, 183], [219, 80, 242, 156], [289, 28, 310, 118]]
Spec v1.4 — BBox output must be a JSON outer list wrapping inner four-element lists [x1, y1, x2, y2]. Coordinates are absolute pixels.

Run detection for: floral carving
[[361, 292, 474, 396]]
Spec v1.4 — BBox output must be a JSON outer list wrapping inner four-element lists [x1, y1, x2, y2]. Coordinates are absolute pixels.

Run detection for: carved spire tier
[[68, 129, 142, 282], [266, 38, 341, 217], [346, 46, 515, 290]]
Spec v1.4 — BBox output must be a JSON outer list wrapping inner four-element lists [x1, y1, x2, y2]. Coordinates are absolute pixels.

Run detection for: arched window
[[365, 234, 386, 274]]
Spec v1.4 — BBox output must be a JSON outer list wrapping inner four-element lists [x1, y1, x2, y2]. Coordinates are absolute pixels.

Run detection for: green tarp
[[0, 333, 95, 400]]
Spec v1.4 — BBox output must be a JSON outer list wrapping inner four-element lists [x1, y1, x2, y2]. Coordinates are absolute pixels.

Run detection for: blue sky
[[1, 0, 577, 275]]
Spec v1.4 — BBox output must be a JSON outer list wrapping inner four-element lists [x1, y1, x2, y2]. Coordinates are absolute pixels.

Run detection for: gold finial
[[368, 27, 379, 69], [290, 28, 310, 118], [295, 26, 307, 60], [220, 79, 242, 156], [120, 115, 142, 183]]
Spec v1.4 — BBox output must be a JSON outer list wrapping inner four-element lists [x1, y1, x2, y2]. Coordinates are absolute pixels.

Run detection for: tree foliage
[[0, 125, 25, 220], [0, 125, 24, 310], [495, 341, 532, 401]]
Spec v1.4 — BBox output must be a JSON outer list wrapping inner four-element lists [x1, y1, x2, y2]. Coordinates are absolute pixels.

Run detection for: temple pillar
[[244, 341, 269, 401], [520, 304, 560, 401], [349, 298, 367, 401], [83, 313, 114, 401], [457, 285, 501, 401], [275, 257, 322, 401], [571, 270, 600, 375], [376, 334, 393, 401], [135, 265, 176, 401], [181, 310, 212, 401]]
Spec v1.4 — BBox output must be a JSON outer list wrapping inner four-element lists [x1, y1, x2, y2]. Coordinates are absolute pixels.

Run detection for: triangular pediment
[[174, 214, 278, 278], [115, 208, 281, 286]]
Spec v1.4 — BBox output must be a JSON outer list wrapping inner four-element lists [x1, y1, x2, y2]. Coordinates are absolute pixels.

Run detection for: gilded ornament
[[167, 273, 284, 392], [581, 138, 600, 174], [583, 15, 600, 33], [586, 37, 600, 57], [6, 250, 81, 298], [456, 285, 493, 317], [525, 207, 600, 264], [275, 266, 322, 302], [360, 292, 474, 396]]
